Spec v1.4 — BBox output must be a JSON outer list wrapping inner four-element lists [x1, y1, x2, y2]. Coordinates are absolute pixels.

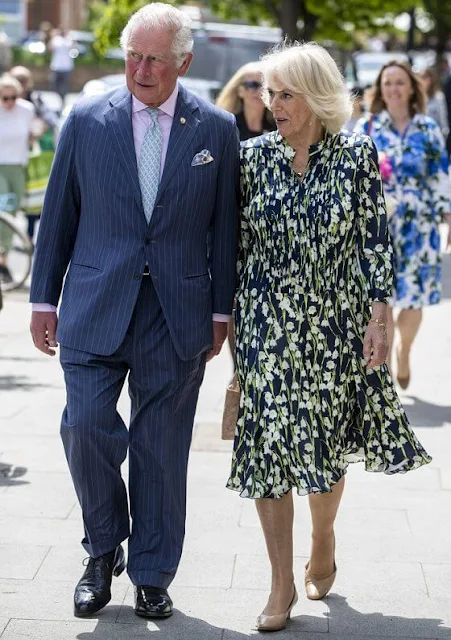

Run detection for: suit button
[[144, 236, 151, 245], [133, 273, 141, 280]]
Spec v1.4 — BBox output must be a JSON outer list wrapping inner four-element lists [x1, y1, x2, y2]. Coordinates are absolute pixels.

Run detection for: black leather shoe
[[134, 585, 173, 618], [74, 545, 126, 617]]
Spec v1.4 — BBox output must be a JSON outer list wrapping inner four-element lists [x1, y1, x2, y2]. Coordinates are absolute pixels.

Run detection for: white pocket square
[[191, 149, 214, 166]]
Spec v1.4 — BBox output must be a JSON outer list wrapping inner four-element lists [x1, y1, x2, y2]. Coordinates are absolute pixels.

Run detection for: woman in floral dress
[[355, 60, 451, 388], [226, 43, 431, 633]]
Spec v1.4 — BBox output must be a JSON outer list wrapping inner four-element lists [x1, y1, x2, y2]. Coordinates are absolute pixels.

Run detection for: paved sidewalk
[[1, 256, 451, 639]]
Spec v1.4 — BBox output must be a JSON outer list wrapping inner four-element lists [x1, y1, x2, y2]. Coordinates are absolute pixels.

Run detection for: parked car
[[79, 74, 221, 102], [19, 30, 122, 60], [55, 74, 222, 138], [353, 51, 410, 88]]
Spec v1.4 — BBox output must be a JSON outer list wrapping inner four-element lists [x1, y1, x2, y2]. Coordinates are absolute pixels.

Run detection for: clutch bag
[[221, 374, 240, 440]]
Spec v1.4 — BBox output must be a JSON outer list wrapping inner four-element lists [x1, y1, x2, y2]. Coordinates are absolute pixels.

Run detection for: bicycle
[[0, 194, 33, 292]]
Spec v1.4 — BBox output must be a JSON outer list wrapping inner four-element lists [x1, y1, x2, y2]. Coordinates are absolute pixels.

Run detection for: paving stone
[[118, 586, 328, 635], [0, 472, 76, 519], [174, 552, 235, 589], [337, 530, 451, 565], [0, 617, 223, 639], [421, 563, 451, 600], [192, 422, 234, 452], [0, 619, 10, 637], [223, 634, 435, 640], [327, 592, 451, 638], [333, 559, 428, 598], [35, 546, 235, 590], [1, 289, 451, 639], [232, 556, 427, 600], [0, 579, 127, 622], [34, 546, 130, 587], [0, 545, 50, 580], [0, 435, 68, 473], [0, 517, 81, 546]]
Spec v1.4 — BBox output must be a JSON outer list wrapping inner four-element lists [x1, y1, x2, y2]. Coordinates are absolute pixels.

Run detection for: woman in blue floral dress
[[355, 60, 451, 388], [226, 43, 432, 633]]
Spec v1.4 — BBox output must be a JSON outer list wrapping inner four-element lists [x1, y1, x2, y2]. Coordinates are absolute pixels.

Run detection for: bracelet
[[369, 318, 387, 334]]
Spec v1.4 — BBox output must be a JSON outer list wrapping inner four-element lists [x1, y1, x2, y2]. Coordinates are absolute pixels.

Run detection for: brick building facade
[[27, 0, 88, 31]]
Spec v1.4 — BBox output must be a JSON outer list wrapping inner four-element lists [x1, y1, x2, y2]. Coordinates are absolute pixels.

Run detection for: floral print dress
[[226, 131, 431, 499], [356, 111, 451, 308]]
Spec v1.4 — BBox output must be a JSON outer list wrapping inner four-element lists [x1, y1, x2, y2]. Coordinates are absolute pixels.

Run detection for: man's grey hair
[[120, 3, 193, 61]]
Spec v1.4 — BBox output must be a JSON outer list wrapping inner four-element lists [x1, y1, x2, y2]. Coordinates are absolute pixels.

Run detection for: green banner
[[23, 149, 54, 214]]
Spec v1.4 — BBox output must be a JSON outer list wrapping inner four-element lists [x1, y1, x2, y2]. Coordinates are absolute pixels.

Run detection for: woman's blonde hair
[[369, 60, 426, 116], [260, 41, 352, 134], [215, 62, 263, 114], [0, 74, 23, 97], [10, 66, 34, 92]]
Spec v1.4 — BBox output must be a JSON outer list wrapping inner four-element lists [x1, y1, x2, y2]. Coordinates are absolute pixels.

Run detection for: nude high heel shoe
[[255, 586, 298, 632], [304, 562, 337, 600]]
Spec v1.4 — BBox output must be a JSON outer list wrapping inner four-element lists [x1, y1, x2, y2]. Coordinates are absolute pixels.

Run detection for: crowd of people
[[0, 26, 73, 273], [1, 2, 451, 631]]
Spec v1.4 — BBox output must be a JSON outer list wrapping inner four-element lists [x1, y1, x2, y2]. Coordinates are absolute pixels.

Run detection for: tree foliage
[[422, 0, 451, 56], [208, 0, 416, 44], [92, 0, 153, 55], [91, 0, 447, 58]]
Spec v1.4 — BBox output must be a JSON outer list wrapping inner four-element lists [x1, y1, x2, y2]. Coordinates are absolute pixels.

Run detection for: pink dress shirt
[[32, 83, 230, 322]]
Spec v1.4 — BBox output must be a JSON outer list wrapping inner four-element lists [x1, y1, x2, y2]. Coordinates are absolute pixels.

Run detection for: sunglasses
[[2, 95, 17, 103], [241, 81, 262, 90]]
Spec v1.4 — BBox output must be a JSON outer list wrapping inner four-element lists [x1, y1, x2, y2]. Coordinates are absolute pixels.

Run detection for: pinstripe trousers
[[60, 276, 206, 588]]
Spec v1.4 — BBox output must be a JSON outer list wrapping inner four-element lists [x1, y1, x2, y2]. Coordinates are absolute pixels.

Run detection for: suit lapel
[[104, 87, 143, 210], [155, 85, 200, 204]]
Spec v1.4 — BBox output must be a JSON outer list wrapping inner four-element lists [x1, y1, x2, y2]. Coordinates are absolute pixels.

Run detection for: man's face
[[125, 25, 192, 107]]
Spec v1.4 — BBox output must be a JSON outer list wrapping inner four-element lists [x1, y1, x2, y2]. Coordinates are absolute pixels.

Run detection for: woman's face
[[1, 89, 18, 112], [267, 80, 313, 144], [1, 87, 17, 111], [380, 66, 414, 111], [237, 73, 264, 107], [421, 74, 432, 93]]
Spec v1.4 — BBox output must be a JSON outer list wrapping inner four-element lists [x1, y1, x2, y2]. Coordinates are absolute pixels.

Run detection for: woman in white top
[[420, 67, 449, 139], [49, 29, 74, 104], [0, 74, 35, 282]]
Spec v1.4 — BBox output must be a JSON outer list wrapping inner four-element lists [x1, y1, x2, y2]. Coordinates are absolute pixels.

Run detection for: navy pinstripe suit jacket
[[30, 84, 240, 360]]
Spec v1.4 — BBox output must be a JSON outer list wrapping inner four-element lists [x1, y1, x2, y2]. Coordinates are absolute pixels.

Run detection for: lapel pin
[[180, 117, 186, 125]]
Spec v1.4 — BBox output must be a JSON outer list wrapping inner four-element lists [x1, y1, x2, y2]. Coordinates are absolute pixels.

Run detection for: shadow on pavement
[[403, 395, 451, 428], [72, 597, 451, 638], [324, 593, 450, 637], [0, 461, 28, 486], [75, 607, 250, 639], [0, 375, 55, 391], [0, 355, 47, 362]]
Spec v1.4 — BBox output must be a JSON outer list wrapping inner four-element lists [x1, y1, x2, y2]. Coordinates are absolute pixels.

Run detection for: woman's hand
[[363, 304, 388, 370]]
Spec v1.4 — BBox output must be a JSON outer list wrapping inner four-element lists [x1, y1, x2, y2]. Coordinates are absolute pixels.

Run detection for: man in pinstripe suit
[[29, 3, 239, 619]]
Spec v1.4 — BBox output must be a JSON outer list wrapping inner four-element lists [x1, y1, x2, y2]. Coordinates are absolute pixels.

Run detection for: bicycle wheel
[[0, 211, 33, 292]]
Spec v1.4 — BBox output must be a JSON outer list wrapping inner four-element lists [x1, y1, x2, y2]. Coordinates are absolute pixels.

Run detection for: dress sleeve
[[426, 120, 451, 220], [355, 136, 394, 304], [236, 145, 253, 284], [353, 116, 370, 136]]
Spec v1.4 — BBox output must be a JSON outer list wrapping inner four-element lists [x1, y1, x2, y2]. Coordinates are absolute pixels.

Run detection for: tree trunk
[[298, 0, 319, 42], [406, 7, 416, 52], [279, 0, 301, 41], [279, 0, 318, 42]]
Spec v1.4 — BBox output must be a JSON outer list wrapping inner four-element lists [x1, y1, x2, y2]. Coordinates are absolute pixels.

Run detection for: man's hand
[[30, 311, 58, 356], [206, 321, 228, 362]]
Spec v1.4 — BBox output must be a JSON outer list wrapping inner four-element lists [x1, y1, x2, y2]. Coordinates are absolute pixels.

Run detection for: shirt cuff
[[212, 313, 231, 322], [32, 303, 57, 312]]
